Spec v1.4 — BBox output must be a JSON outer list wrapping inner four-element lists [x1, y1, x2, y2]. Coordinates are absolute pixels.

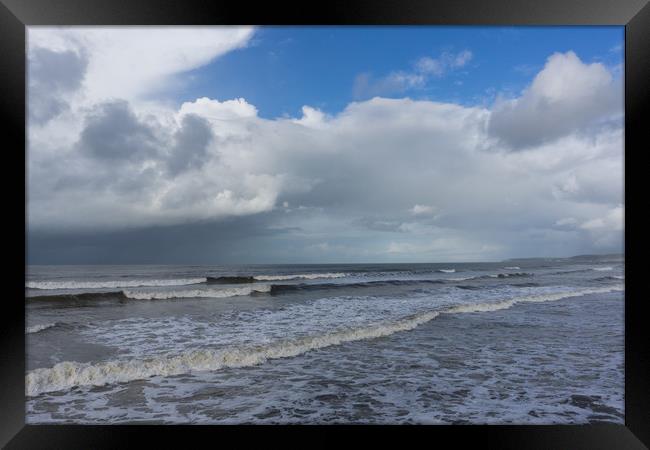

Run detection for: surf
[[26, 285, 623, 397]]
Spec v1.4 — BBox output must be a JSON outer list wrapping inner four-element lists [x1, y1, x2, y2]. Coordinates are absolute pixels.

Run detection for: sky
[[26, 26, 624, 264]]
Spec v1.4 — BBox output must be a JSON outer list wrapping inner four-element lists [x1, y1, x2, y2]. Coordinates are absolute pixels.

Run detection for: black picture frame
[[1, 0, 647, 447]]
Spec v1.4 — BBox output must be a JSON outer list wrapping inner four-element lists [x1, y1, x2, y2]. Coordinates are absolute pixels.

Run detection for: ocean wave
[[592, 276, 624, 282], [503, 266, 521, 270], [254, 273, 347, 281], [448, 272, 533, 282], [437, 269, 456, 273], [122, 285, 271, 300], [25, 285, 623, 396], [27, 291, 127, 303], [26, 278, 207, 290], [268, 279, 446, 295], [26, 323, 58, 334], [28, 285, 271, 302], [26, 310, 442, 397], [206, 276, 255, 284], [592, 267, 614, 272], [509, 282, 540, 288], [446, 286, 622, 314], [487, 272, 533, 279], [455, 285, 484, 291], [549, 269, 592, 275]]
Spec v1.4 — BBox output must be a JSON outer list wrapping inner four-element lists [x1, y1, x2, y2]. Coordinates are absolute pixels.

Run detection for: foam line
[[123, 285, 271, 300], [27, 278, 208, 290], [254, 273, 347, 281]]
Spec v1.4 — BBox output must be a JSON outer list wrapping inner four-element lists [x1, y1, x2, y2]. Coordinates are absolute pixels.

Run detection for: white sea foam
[[26, 323, 57, 334], [447, 277, 473, 281], [592, 267, 613, 272], [26, 310, 440, 397], [123, 285, 271, 300], [25, 285, 623, 396], [446, 286, 622, 314], [254, 273, 347, 281], [438, 269, 456, 273], [503, 266, 521, 270], [26, 278, 208, 290]]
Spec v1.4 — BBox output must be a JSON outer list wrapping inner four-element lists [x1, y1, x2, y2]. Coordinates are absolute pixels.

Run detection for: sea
[[25, 255, 625, 424]]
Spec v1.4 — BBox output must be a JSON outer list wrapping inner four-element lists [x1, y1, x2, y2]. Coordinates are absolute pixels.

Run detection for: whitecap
[[122, 285, 271, 300], [26, 323, 57, 334], [26, 278, 208, 290], [254, 273, 347, 281]]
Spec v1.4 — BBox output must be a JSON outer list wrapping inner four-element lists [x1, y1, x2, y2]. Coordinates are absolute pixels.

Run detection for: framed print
[[1, 0, 648, 447]]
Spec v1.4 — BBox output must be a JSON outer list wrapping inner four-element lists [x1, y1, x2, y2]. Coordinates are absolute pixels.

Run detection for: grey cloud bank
[[28, 46, 88, 125], [27, 28, 623, 264]]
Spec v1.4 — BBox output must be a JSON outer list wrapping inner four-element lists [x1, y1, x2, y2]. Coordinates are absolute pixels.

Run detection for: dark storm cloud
[[27, 212, 299, 265], [167, 114, 214, 176], [28, 47, 88, 125], [78, 100, 160, 161]]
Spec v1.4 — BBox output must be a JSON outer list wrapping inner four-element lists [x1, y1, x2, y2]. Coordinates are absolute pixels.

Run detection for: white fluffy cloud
[[488, 51, 622, 149], [27, 30, 623, 259], [28, 26, 254, 103]]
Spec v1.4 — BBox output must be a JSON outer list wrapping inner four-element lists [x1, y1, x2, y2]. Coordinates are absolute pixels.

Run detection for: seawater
[[25, 257, 624, 424]]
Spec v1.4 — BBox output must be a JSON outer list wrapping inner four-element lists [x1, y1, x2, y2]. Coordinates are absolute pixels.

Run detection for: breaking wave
[[437, 269, 456, 273], [26, 323, 58, 334], [25, 285, 622, 397], [122, 285, 271, 300], [254, 273, 347, 281], [27, 286, 272, 303], [487, 272, 533, 279], [27, 291, 127, 303], [449, 273, 533, 283], [592, 267, 614, 272], [446, 286, 621, 314], [26, 278, 207, 290]]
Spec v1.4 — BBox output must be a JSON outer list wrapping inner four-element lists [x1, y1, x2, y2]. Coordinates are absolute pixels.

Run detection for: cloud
[[353, 49, 472, 99], [26, 32, 624, 260], [78, 100, 161, 161], [28, 92, 623, 258], [28, 26, 255, 102], [353, 71, 426, 99], [488, 51, 622, 150], [555, 217, 578, 227], [580, 205, 623, 231], [415, 50, 473, 76], [410, 204, 437, 216], [28, 46, 88, 125], [167, 114, 214, 175]]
